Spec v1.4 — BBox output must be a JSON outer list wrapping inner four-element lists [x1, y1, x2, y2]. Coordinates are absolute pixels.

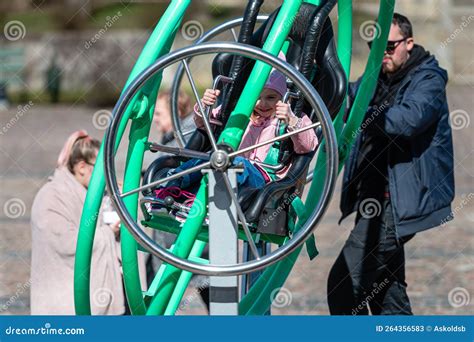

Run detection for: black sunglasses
[[367, 38, 407, 54]]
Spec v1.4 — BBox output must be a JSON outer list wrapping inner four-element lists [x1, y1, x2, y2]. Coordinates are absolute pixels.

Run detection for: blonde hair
[[57, 130, 100, 173]]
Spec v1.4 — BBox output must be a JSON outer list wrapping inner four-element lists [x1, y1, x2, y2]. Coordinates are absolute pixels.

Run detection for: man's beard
[[382, 58, 396, 74], [382, 53, 410, 75]]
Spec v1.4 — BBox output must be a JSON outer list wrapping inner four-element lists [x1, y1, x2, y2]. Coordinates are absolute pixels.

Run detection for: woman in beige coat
[[30, 131, 125, 315]]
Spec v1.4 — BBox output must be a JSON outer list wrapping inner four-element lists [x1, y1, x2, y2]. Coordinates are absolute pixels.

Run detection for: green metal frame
[[74, 0, 395, 315], [74, 0, 191, 315]]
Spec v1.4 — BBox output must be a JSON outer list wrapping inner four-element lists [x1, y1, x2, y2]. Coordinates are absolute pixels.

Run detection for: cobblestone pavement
[[0, 84, 472, 315]]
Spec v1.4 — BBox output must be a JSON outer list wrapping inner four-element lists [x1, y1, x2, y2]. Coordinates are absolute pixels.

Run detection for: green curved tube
[[145, 182, 208, 315], [74, 105, 133, 315], [332, 0, 353, 137], [240, 198, 306, 315], [164, 240, 208, 315], [218, 0, 303, 149], [74, 0, 191, 315], [120, 99, 157, 316], [144, 0, 304, 316], [76, 0, 394, 316], [239, 0, 394, 314]]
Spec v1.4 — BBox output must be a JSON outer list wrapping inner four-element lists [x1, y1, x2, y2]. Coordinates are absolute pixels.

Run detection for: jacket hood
[[412, 53, 448, 84]]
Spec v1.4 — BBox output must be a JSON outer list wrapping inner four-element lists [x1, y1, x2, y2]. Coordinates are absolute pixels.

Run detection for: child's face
[[254, 88, 282, 118]]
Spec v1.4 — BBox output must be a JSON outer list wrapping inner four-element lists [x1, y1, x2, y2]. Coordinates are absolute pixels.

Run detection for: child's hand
[[275, 101, 298, 126], [201, 89, 220, 107]]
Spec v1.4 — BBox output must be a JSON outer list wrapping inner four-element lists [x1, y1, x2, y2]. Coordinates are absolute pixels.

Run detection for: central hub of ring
[[210, 150, 230, 171]]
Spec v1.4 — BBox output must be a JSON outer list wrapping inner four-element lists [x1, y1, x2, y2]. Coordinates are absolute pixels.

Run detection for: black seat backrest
[[212, 2, 347, 122], [211, 2, 345, 168], [143, 3, 344, 228], [195, 2, 347, 155]]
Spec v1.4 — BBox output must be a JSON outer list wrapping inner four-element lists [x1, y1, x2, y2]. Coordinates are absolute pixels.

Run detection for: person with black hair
[[328, 13, 454, 315]]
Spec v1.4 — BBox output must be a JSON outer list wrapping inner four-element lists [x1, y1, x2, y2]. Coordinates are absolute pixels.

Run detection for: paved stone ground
[[0, 84, 472, 315]]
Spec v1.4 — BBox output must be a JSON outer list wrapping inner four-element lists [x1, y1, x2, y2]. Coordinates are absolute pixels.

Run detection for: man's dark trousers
[[328, 197, 414, 315]]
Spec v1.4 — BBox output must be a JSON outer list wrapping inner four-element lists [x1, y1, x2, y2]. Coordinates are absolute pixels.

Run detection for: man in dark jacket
[[327, 13, 455, 315]]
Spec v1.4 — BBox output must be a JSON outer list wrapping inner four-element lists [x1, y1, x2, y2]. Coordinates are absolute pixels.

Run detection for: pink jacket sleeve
[[193, 103, 223, 129], [289, 114, 318, 154]]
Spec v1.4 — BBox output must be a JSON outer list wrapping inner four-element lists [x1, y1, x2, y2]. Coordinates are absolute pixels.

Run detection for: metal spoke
[[221, 171, 260, 260], [147, 142, 210, 160], [170, 16, 269, 149], [240, 241, 250, 297], [103, 42, 338, 276], [120, 160, 211, 198], [181, 60, 219, 152], [251, 160, 284, 171], [229, 121, 321, 159], [230, 28, 238, 42]]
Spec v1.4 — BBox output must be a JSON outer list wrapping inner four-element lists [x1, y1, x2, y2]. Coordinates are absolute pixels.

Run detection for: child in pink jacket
[[168, 70, 318, 190]]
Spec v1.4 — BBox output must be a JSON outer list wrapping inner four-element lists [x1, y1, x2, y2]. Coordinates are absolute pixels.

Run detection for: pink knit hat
[[264, 70, 287, 97]]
